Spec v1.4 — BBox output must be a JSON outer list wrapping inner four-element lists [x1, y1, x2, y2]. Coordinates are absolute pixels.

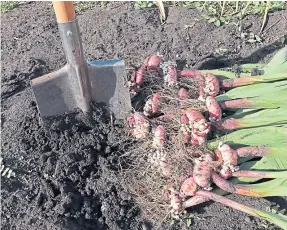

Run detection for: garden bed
[[1, 2, 287, 230]]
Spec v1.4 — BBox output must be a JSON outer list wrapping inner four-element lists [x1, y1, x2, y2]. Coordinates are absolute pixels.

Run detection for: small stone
[[104, 146, 111, 155], [245, 216, 252, 223], [120, 208, 125, 216], [142, 223, 148, 230], [96, 143, 102, 151], [85, 213, 92, 219]]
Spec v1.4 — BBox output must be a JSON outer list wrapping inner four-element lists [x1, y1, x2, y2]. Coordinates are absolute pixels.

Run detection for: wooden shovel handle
[[52, 1, 76, 23]]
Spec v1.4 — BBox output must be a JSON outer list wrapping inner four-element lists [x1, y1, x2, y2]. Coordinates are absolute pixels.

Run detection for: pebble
[[120, 208, 125, 216], [245, 216, 252, 223], [95, 143, 102, 151], [104, 146, 111, 154]]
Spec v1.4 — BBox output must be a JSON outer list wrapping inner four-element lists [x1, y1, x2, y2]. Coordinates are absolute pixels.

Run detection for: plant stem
[[178, 70, 201, 77], [200, 2, 207, 12], [236, 146, 270, 157], [211, 117, 241, 130], [241, 1, 251, 19], [191, 191, 287, 230], [260, 2, 270, 33], [183, 195, 209, 208], [211, 171, 264, 197], [219, 98, 255, 109], [195, 190, 261, 216], [221, 72, 287, 88], [212, 109, 287, 130], [220, 1, 225, 17], [232, 170, 287, 178], [221, 77, 263, 88]]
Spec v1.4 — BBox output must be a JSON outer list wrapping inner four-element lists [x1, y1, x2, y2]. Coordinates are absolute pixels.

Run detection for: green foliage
[[211, 151, 287, 229], [227, 107, 287, 128], [245, 178, 287, 197], [0, 1, 19, 13], [201, 46, 287, 80], [181, 212, 203, 227], [251, 1, 285, 14], [263, 46, 287, 74], [74, 1, 97, 12], [191, 41, 287, 230], [254, 209, 287, 230], [216, 80, 287, 102], [135, 1, 155, 9], [239, 158, 287, 182], [266, 204, 287, 215], [174, 1, 285, 28], [208, 125, 287, 149]]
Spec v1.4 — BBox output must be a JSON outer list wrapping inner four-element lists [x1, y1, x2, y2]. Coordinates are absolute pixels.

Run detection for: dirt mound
[[1, 60, 146, 230]]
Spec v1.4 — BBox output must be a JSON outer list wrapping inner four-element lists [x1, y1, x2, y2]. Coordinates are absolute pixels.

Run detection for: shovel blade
[[31, 60, 132, 120], [31, 65, 82, 117], [88, 59, 132, 119]]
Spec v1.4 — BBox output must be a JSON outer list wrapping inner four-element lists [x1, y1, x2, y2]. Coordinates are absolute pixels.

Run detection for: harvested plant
[[121, 47, 287, 229]]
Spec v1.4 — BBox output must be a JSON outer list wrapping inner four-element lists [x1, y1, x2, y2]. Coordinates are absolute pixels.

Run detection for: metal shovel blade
[[88, 60, 132, 119], [31, 59, 132, 120]]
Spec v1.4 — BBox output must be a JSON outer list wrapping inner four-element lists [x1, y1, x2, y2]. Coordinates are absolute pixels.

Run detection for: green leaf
[[214, 20, 221, 27], [208, 17, 217, 23], [241, 178, 287, 197], [218, 108, 287, 130], [220, 16, 226, 22], [240, 157, 287, 171], [215, 178, 287, 197], [249, 90, 287, 108], [194, 2, 202, 8], [216, 80, 287, 101], [243, 72, 287, 83], [220, 89, 287, 111], [231, 106, 286, 119], [202, 14, 210, 20], [208, 6, 216, 14], [186, 218, 192, 227], [240, 63, 266, 72], [263, 46, 287, 74], [208, 125, 287, 149], [231, 109, 261, 117], [229, 158, 287, 184], [254, 210, 287, 230]]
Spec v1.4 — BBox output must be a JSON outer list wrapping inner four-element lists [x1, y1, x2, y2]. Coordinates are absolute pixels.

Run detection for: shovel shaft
[[58, 20, 92, 112], [54, 1, 92, 113], [52, 1, 76, 23]]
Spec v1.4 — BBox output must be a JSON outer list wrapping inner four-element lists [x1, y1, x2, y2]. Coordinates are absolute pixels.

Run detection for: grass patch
[[74, 1, 96, 12], [133, 1, 285, 32], [175, 1, 285, 30], [0, 1, 19, 13], [135, 1, 156, 9], [73, 1, 109, 12], [73, 1, 108, 13], [182, 1, 284, 28]]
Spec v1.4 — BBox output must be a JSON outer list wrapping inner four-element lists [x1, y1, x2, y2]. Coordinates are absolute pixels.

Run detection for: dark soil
[[1, 2, 287, 230]]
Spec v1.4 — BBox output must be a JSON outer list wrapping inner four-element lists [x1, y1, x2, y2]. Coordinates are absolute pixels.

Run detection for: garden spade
[[31, 1, 131, 121]]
